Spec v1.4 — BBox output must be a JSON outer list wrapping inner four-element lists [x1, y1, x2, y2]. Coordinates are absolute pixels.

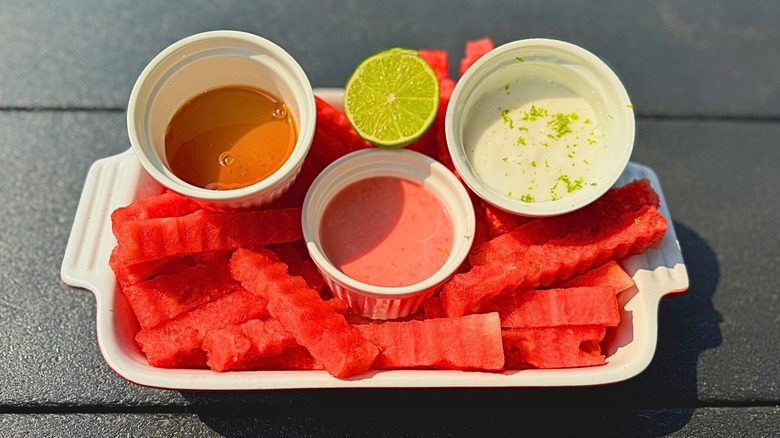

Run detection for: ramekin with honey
[[127, 30, 315, 211]]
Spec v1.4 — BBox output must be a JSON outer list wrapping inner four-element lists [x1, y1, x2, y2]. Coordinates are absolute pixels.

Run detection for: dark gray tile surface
[[1, 0, 778, 436], [1, 0, 779, 117], [2, 408, 780, 437]]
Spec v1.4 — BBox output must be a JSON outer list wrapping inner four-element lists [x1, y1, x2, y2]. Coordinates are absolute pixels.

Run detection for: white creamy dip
[[462, 61, 610, 203]]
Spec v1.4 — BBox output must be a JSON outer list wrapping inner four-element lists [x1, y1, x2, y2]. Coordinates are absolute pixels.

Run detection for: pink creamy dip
[[319, 176, 454, 287]]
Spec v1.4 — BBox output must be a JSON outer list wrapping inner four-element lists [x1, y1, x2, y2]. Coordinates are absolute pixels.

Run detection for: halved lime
[[344, 48, 439, 148]]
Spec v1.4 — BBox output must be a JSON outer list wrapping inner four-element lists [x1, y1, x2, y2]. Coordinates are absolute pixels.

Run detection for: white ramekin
[[302, 149, 475, 320], [127, 30, 316, 211], [446, 38, 635, 217]]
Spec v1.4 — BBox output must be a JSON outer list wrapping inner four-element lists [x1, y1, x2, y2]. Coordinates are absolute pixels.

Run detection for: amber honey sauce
[[165, 85, 298, 190]]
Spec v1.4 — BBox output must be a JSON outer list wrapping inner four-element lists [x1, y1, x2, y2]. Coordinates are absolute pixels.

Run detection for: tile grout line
[[1, 106, 780, 124]]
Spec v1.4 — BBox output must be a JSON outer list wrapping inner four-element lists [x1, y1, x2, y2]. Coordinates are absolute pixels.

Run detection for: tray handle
[[60, 149, 161, 295]]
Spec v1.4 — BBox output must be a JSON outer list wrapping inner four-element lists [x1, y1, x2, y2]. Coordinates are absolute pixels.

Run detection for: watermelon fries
[[108, 38, 667, 379]]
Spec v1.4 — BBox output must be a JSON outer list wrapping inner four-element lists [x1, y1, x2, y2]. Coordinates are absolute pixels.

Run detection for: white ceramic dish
[[61, 88, 688, 390], [302, 148, 475, 320], [127, 30, 316, 212], [446, 39, 634, 217]]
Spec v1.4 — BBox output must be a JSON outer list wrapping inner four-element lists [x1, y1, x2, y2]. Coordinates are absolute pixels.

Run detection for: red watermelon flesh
[[309, 123, 369, 167], [418, 49, 449, 81], [110, 190, 200, 236], [229, 248, 378, 378], [121, 259, 242, 330], [202, 318, 301, 372], [263, 151, 323, 210], [238, 319, 298, 357], [191, 249, 234, 264], [470, 179, 660, 266], [110, 253, 181, 285], [356, 313, 504, 371], [422, 297, 447, 319], [433, 77, 458, 172], [303, 97, 372, 174], [459, 37, 495, 76], [202, 323, 319, 372], [135, 289, 269, 368], [470, 205, 491, 255], [327, 297, 350, 315], [412, 47, 458, 171], [502, 325, 607, 369], [479, 200, 534, 239], [312, 96, 374, 156], [441, 205, 667, 317], [243, 346, 321, 371], [200, 323, 250, 371], [112, 208, 302, 267], [482, 286, 619, 328], [559, 260, 636, 295], [269, 244, 326, 294], [408, 79, 455, 162], [406, 49, 451, 159], [111, 248, 239, 286]]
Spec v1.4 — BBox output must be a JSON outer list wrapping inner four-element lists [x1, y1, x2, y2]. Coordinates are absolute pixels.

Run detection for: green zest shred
[[547, 112, 578, 139], [556, 174, 586, 193], [501, 108, 514, 128], [522, 104, 548, 122]]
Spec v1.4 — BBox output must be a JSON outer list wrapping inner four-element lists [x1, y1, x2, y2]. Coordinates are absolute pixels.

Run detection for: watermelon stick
[[202, 318, 316, 372], [470, 179, 660, 266], [230, 248, 378, 379], [478, 200, 534, 239], [135, 289, 269, 368], [558, 260, 636, 294], [121, 259, 242, 330], [356, 312, 505, 371], [503, 325, 607, 369], [110, 190, 200, 236], [440, 205, 667, 317], [481, 286, 620, 329], [112, 207, 303, 267]]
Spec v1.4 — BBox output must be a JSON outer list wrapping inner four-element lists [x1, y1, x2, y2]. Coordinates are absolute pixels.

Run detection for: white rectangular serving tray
[[61, 88, 688, 390]]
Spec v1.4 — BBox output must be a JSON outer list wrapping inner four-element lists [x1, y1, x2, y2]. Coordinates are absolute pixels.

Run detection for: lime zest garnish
[[522, 104, 548, 122], [501, 108, 514, 128], [547, 113, 576, 139]]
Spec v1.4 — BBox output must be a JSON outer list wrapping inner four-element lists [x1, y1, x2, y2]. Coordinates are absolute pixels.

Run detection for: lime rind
[[344, 47, 439, 148]]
